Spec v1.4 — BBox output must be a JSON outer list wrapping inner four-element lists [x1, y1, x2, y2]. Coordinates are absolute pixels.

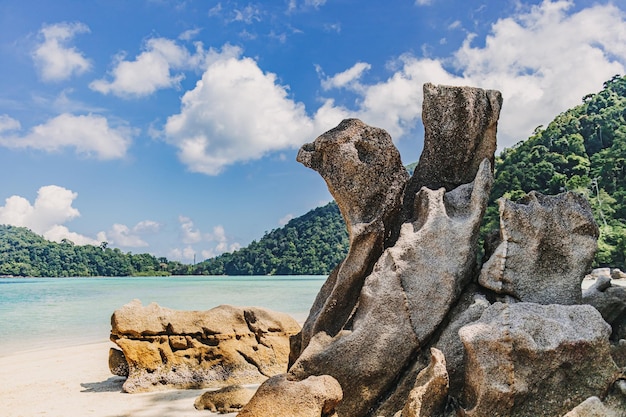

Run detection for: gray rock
[[110, 300, 300, 393], [431, 288, 491, 398], [396, 348, 449, 417], [479, 191, 599, 305], [195, 385, 256, 413], [295, 119, 409, 356], [288, 160, 492, 417], [236, 374, 342, 417], [583, 277, 626, 340], [563, 397, 616, 417], [404, 83, 501, 215], [459, 302, 619, 417], [108, 347, 128, 377], [612, 268, 626, 280]]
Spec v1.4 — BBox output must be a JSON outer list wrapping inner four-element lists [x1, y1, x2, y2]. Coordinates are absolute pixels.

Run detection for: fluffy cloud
[[0, 113, 132, 159], [90, 37, 209, 98], [0, 185, 99, 245], [163, 0, 626, 174], [163, 50, 320, 175], [320, 62, 371, 91], [172, 216, 240, 261], [32, 22, 91, 82], [320, 0, 626, 148], [94, 220, 161, 248], [451, 0, 626, 146]]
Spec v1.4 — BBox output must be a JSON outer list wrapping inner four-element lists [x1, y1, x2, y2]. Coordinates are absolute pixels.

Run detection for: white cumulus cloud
[[320, 0, 626, 148], [162, 1, 626, 174], [163, 50, 321, 175], [0, 113, 133, 159], [32, 22, 91, 82], [98, 220, 161, 248], [171, 217, 240, 261], [90, 37, 208, 98], [321, 62, 372, 91], [0, 185, 99, 245]]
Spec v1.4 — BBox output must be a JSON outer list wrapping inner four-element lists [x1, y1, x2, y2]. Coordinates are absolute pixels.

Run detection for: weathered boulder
[[612, 268, 626, 280], [108, 347, 128, 377], [459, 302, 620, 417], [479, 191, 599, 305], [563, 397, 616, 417], [583, 276, 626, 341], [294, 118, 409, 356], [194, 385, 256, 413], [287, 160, 492, 417], [394, 348, 449, 417], [236, 374, 342, 417], [110, 300, 300, 393], [429, 288, 491, 398], [403, 83, 502, 214]]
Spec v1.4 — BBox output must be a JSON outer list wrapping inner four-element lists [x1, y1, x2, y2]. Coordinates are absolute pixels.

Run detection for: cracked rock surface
[[109, 300, 300, 393]]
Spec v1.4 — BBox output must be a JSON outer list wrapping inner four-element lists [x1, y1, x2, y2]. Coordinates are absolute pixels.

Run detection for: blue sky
[[0, 0, 625, 262]]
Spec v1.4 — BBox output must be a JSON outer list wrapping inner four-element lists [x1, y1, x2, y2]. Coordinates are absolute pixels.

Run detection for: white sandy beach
[[1, 279, 623, 417], [0, 341, 238, 417]]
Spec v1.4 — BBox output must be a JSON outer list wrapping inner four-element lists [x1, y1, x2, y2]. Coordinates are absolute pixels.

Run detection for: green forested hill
[[193, 202, 349, 275], [484, 74, 626, 268], [1, 75, 625, 276], [0, 225, 174, 277]]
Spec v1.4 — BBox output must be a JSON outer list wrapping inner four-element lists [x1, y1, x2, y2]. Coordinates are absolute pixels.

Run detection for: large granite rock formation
[[237, 374, 342, 417], [459, 303, 618, 417], [237, 83, 625, 417], [109, 300, 300, 393], [479, 191, 599, 305]]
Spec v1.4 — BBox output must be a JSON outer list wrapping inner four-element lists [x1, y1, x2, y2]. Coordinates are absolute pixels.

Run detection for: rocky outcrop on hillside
[[109, 300, 300, 393], [239, 83, 626, 417]]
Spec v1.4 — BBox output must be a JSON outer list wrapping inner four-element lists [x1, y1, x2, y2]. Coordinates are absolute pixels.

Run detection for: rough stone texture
[[287, 161, 492, 417], [294, 119, 409, 356], [403, 83, 502, 215], [563, 397, 616, 417], [430, 288, 491, 398], [612, 340, 626, 368], [395, 348, 449, 417], [194, 385, 256, 413], [203, 83, 619, 417], [479, 191, 599, 305], [459, 302, 620, 417], [236, 374, 342, 417], [108, 347, 128, 377], [612, 268, 626, 280], [110, 300, 300, 393], [583, 276, 626, 341]]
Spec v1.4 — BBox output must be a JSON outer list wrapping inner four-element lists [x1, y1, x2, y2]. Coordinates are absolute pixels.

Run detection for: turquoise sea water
[[0, 275, 325, 356]]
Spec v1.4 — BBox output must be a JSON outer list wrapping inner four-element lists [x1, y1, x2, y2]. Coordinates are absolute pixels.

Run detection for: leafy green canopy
[[0, 225, 171, 277], [194, 202, 349, 275], [484, 74, 626, 269]]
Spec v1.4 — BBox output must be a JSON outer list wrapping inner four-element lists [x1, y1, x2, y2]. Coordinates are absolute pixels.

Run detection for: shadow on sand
[[81, 376, 125, 393]]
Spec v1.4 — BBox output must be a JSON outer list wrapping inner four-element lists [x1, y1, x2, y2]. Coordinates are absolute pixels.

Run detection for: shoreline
[[0, 341, 236, 417], [1, 278, 623, 417]]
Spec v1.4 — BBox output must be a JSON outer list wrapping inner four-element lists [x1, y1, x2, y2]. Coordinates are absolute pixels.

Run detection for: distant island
[[1, 75, 625, 277]]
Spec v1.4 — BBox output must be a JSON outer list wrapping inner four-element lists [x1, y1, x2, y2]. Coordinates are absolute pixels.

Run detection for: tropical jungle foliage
[[193, 202, 348, 275], [483, 74, 626, 269], [1, 75, 625, 276], [0, 225, 175, 277]]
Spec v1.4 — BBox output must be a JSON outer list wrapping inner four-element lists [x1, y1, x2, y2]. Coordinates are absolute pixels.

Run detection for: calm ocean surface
[[0, 275, 325, 356]]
